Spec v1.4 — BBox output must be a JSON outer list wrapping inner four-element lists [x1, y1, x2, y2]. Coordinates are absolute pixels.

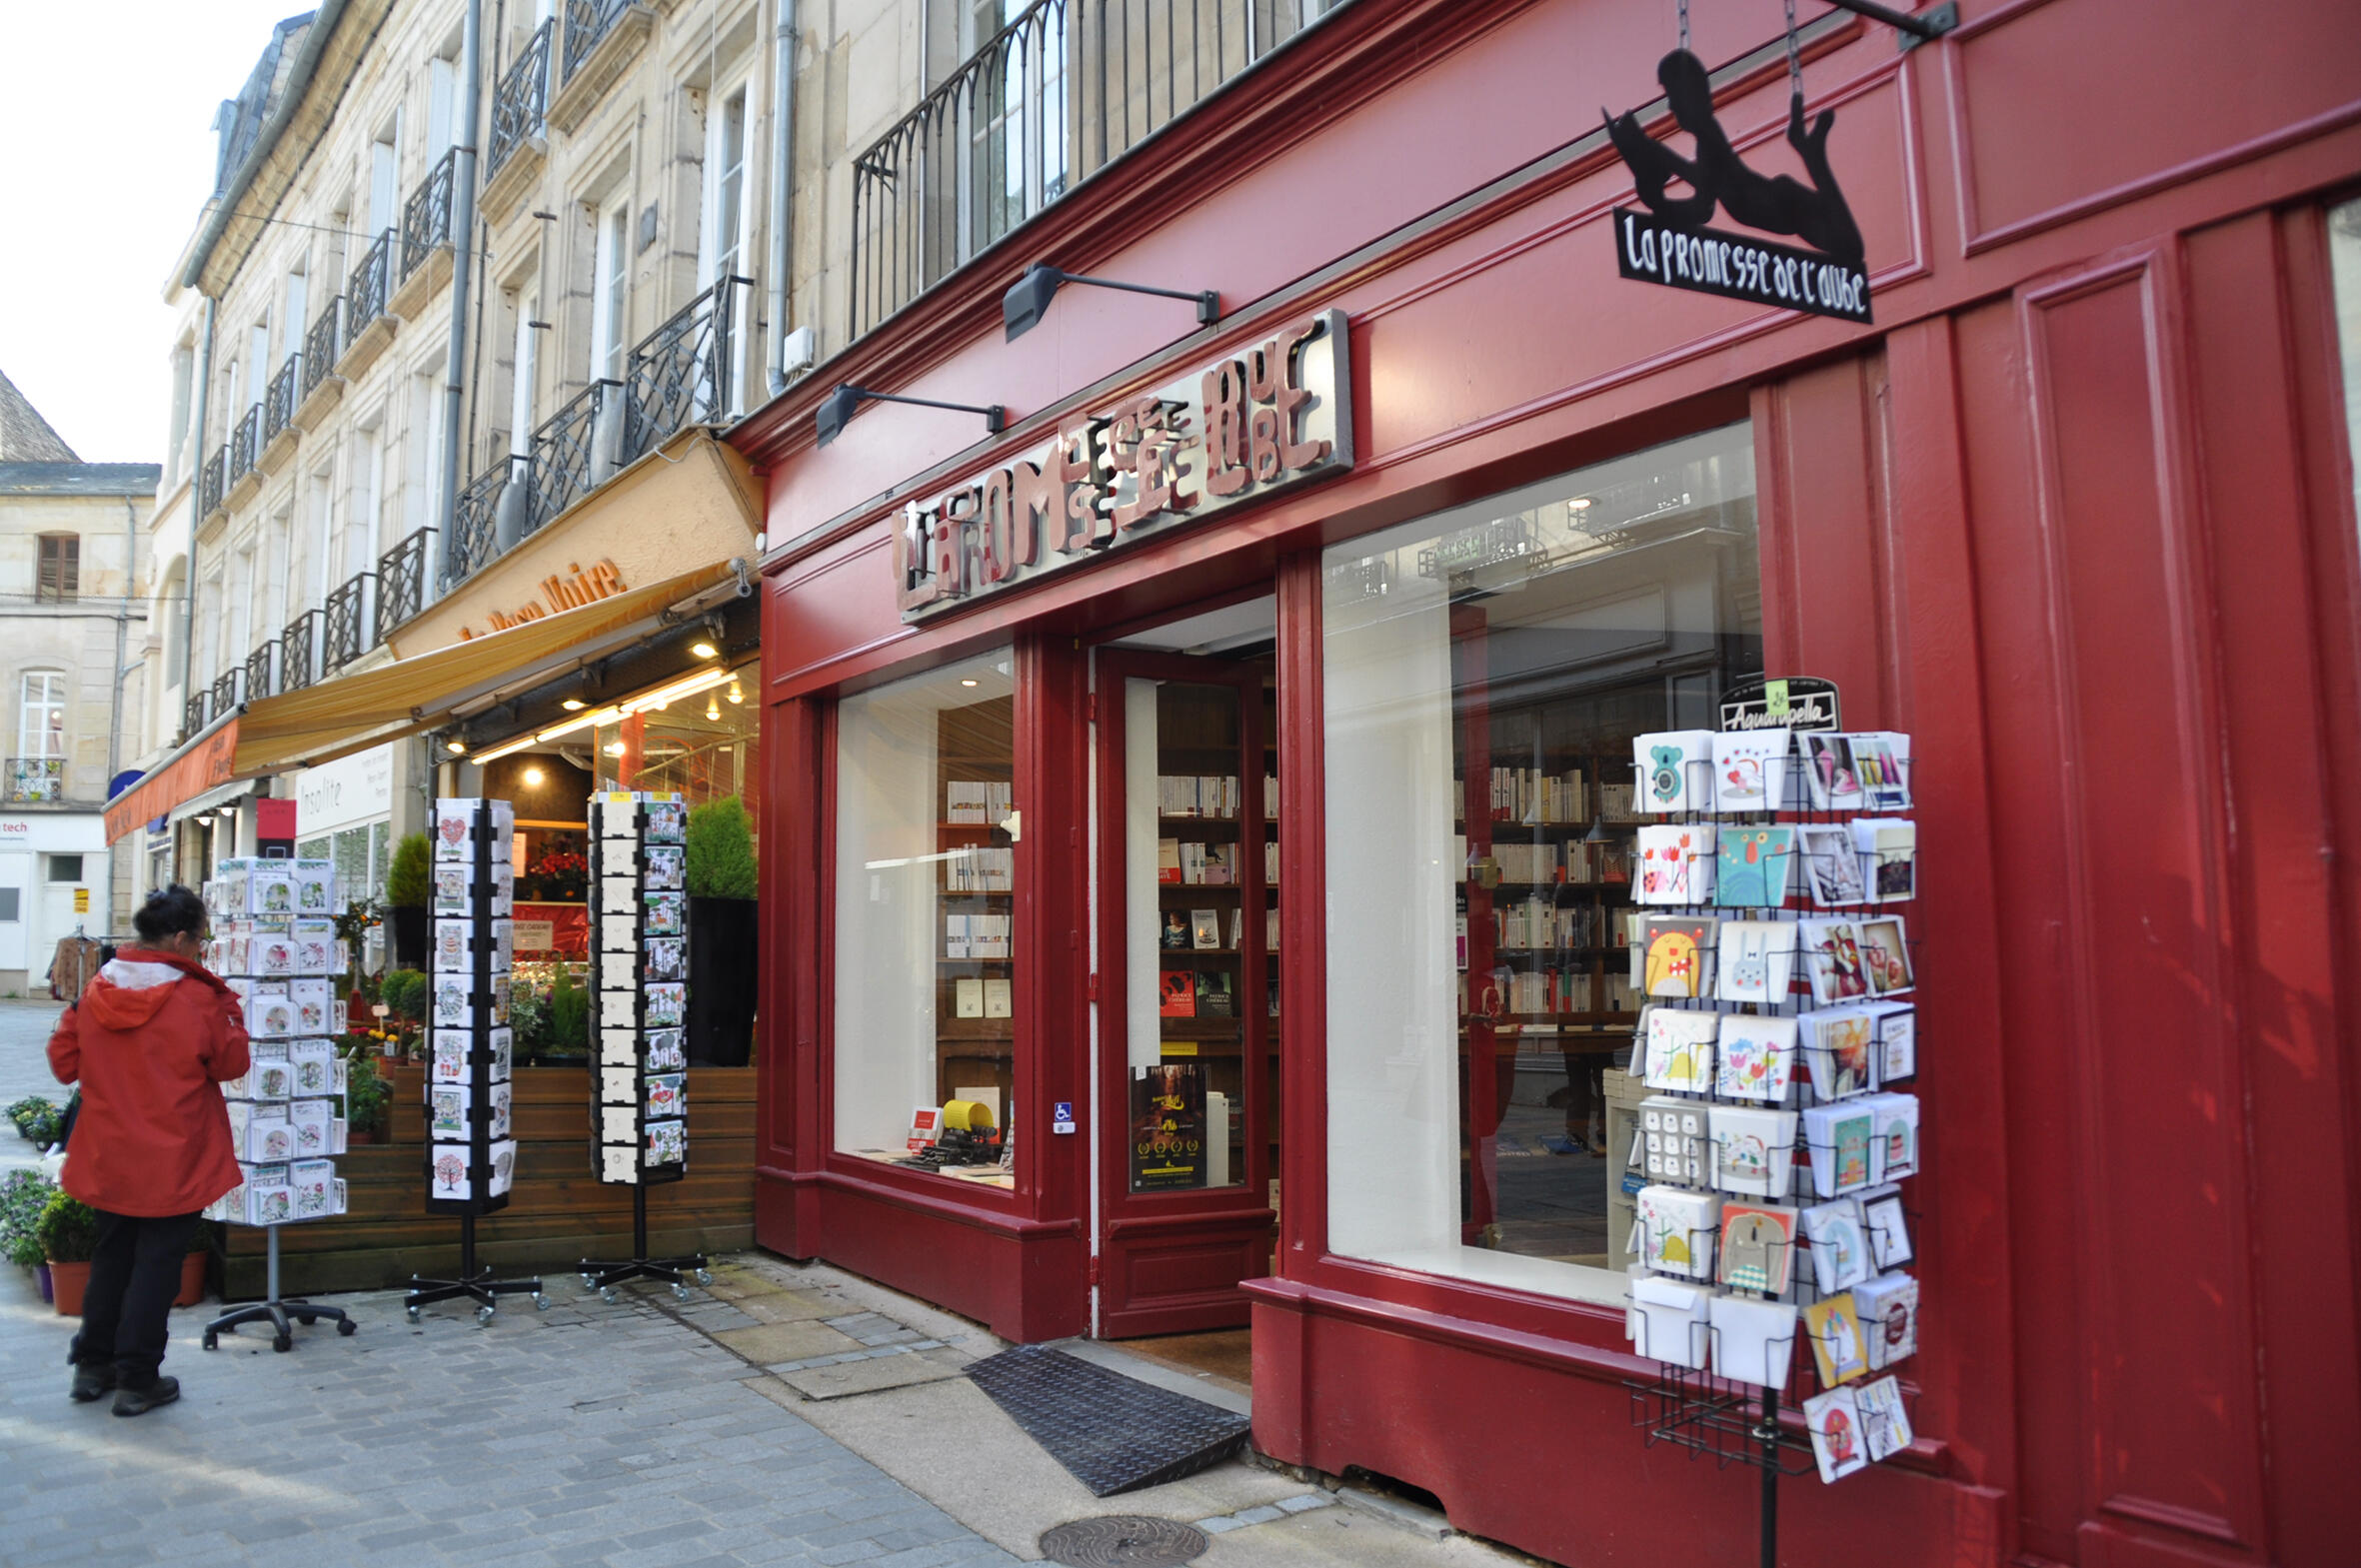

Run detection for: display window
[[1319, 423, 1762, 1304], [832, 649, 1019, 1185], [593, 658, 761, 830]]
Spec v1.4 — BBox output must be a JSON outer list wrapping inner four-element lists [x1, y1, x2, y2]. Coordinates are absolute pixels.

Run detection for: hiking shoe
[[112, 1377, 179, 1417], [69, 1364, 116, 1402]]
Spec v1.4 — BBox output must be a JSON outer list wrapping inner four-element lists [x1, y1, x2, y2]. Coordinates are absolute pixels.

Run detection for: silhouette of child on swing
[[1605, 49, 1864, 265]]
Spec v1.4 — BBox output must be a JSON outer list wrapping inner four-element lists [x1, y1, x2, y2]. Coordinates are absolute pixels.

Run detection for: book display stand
[[406, 798, 547, 1324], [579, 791, 708, 1300], [201, 858, 357, 1352], [1615, 696, 1924, 1568]]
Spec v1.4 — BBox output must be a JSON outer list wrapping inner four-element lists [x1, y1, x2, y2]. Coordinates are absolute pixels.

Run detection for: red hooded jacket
[[47, 949, 251, 1217]]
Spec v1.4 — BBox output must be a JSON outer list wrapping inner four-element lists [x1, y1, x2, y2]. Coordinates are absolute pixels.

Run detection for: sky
[[0, 2, 312, 464]]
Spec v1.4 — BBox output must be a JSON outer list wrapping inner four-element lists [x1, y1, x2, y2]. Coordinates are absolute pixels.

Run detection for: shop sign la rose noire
[[895, 310, 1352, 620]]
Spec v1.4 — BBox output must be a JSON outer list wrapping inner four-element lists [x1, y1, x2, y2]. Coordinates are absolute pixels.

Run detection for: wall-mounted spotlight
[[1002, 263, 1219, 343], [444, 738, 467, 755], [816, 384, 1006, 448]]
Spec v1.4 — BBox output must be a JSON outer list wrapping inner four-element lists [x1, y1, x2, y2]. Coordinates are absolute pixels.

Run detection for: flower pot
[[175, 1250, 207, 1309], [34, 1261, 52, 1303], [48, 1259, 89, 1317], [687, 895, 758, 1066], [390, 905, 429, 969]]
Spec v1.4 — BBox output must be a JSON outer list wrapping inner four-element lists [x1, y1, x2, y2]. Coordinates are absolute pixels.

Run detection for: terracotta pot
[[175, 1250, 206, 1309], [48, 1259, 89, 1317]]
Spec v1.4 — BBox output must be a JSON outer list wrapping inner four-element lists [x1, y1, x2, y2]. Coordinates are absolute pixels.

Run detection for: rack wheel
[[534, 1293, 551, 1310], [337, 1318, 358, 1336], [273, 1333, 293, 1353], [697, 1269, 714, 1286], [672, 1283, 690, 1302], [406, 1305, 421, 1323], [580, 1273, 595, 1290], [202, 1331, 218, 1351], [476, 1305, 496, 1326], [601, 1286, 618, 1304]]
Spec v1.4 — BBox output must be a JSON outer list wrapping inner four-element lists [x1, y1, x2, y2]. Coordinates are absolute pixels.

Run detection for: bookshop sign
[[894, 310, 1353, 621]]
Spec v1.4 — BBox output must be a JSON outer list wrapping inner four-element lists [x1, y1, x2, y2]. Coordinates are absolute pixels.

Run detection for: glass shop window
[[833, 649, 1019, 1187], [1320, 423, 1762, 1305]]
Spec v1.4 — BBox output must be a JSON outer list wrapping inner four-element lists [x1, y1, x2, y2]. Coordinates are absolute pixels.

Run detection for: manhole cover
[[1039, 1515, 1208, 1567]]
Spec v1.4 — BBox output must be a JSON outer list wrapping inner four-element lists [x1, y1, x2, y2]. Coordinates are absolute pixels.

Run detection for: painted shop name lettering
[[461, 559, 630, 638], [896, 310, 1352, 619], [1614, 209, 1871, 325]]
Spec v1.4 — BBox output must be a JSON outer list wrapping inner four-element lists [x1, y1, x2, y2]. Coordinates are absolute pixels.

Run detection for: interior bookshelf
[[935, 698, 1017, 1174]]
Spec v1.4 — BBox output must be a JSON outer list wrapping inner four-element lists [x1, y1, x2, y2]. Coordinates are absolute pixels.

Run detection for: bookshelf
[[934, 698, 1017, 1166]]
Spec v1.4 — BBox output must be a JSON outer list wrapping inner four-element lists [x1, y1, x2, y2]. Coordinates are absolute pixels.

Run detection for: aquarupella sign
[[895, 310, 1352, 620]]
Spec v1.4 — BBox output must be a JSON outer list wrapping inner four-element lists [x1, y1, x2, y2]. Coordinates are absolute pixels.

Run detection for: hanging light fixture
[[705, 694, 721, 722], [726, 676, 744, 705]]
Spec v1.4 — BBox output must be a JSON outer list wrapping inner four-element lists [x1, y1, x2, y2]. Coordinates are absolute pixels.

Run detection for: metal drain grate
[[968, 1344, 1252, 1495], [1040, 1515, 1208, 1567]]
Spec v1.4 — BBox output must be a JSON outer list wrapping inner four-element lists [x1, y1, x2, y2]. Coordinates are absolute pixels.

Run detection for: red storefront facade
[[732, 3, 2361, 1564]]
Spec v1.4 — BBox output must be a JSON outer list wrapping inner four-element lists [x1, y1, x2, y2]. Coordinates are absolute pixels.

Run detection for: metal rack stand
[[202, 1224, 358, 1352], [404, 1213, 546, 1325], [577, 1185, 710, 1302], [1627, 1365, 1817, 1568]]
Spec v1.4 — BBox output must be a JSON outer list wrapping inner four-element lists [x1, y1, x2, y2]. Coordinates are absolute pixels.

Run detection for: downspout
[[764, 0, 798, 395], [181, 295, 215, 739], [433, 0, 485, 609], [108, 498, 135, 787]]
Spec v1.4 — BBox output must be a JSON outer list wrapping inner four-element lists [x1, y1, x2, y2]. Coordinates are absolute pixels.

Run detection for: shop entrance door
[[1093, 645, 1278, 1338]]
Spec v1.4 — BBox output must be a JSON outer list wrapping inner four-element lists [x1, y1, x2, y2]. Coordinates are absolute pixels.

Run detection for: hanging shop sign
[[895, 310, 1352, 621], [1720, 675, 1842, 733], [1604, 50, 1870, 324]]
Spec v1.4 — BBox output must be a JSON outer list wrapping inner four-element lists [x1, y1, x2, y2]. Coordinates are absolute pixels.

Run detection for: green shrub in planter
[[686, 796, 758, 898], [387, 833, 432, 908], [379, 968, 429, 1022], [7, 1094, 57, 1139], [34, 1192, 100, 1265], [341, 1051, 392, 1133], [2, 1169, 56, 1267], [20, 1103, 63, 1148], [547, 968, 589, 1054]]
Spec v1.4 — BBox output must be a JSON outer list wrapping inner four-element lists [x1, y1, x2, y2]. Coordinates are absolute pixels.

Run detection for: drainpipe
[[433, 0, 484, 608], [108, 498, 136, 787], [182, 296, 215, 736], [764, 0, 798, 396]]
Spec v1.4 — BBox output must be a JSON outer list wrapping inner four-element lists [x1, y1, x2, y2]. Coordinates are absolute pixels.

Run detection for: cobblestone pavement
[[0, 1265, 1018, 1568]]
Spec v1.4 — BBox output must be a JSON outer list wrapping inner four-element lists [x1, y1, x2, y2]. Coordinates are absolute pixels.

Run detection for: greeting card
[[1641, 1007, 1720, 1093], [645, 891, 686, 935], [434, 865, 469, 912], [645, 1028, 686, 1073], [1714, 1014, 1798, 1102], [1848, 733, 1912, 810], [1857, 916, 1912, 995], [1803, 1102, 1876, 1196], [433, 801, 474, 860], [1634, 1184, 1720, 1279], [1798, 919, 1871, 1005], [288, 1038, 335, 1096], [644, 1073, 686, 1120], [646, 982, 687, 1028], [1627, 1271, 1711, 1370], [1715, 920, 1797, 1005], [433, 1030, 472, 1084], [1635, 825, 1716, 905], [644, 799, 686, 842], [488, 1027, 513, 1081], [1717, 1202, 1800, 1294], [645, 1119, 688, 1166], [429, 1085, 471, 1139], [645, 936, 687, 982], [1866, 1001, 1915, 1083], [1710, 1106, 1797, 1198], [1714, 826, 1795, 909], [1803, 1385, 1869, 1482], [1851, 817, 1918, 902], [430, 1143, 473, 1199], [1800, 734, 1863, 811], [1799, 823, 1869, 907], [288, 1099, 333, 1157], [1803, 1291, 1869, 1386], [1861, 1191, 1912, 1269], [1855, 1375, 1914, 1461], [644, 844, 686, 890], [488, 1139, 518, 1197], [1711, 728, 1792, 813], [1799, 1006, 1874, 1099], [1632, 730, 1716, 814], [432, 976, 475, 1028], [1801, 1198, 1871, 1292], [487, 1081, 512, 1140], [1641, 916, 1716, 998], [1864, 1093, 1920, 1181], [1638, 1095, 1709, 1184], [1853, 1273, 1919, 1370], [1709, 1293, 1799, 1389]]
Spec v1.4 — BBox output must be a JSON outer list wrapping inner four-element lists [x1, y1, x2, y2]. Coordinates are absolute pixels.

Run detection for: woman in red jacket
[[48, 884, 250, 1416]]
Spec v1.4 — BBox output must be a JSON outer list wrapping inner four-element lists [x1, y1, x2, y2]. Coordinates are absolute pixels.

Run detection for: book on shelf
[[1160, 970, 1195, 1016], [969, 914, 1011, 958], [1267, 907, 1279, 952], [1197, 971, 1235, 1017], [945, 914, 970, 959], [1205, 843, 1236, 885], [1190, 909, 1221, 949], [1158, 838, 1181, 884], [1486, 766, 1586, 823], [955, 978, 984, 1018], [1227, 906, 1243, 949], [984, 978, 1013, 1018], [1161, 909, 1189, 948], [1267, 975, 1280, 1016], [1263, 838, 1279, 883], [1158, 775, 1240, 817]]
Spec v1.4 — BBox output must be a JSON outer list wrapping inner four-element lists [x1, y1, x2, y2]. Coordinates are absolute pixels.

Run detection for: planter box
[[49, 1259, 87, 1316]]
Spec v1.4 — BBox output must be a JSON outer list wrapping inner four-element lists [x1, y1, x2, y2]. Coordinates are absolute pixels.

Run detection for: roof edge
[[178, 1, 350, 292]]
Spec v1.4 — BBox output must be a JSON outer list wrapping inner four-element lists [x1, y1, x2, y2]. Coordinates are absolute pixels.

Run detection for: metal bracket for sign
[[1823, 0, 1958, 51]]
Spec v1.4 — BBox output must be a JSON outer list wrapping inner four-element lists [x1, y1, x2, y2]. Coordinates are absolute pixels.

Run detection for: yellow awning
[[233, 561, 736, 776]]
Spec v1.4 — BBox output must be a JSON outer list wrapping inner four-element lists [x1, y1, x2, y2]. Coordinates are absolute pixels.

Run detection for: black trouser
[[72, 1210, 199, 1389]]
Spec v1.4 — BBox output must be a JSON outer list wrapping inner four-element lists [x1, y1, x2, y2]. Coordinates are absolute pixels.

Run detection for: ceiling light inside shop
[[619, 667, 732, 718], [727, 678, 743, 705], [705, 696, 721, 721], [604, 742, 626, 757], [561, 697, 586, 712], [522, 766, 545, 786], [692, 640, 719, 660], [445, 739, 467, 754], [534, 706, 624, 745], [961, 679, 979, 687], [472, 734, 544, 765]]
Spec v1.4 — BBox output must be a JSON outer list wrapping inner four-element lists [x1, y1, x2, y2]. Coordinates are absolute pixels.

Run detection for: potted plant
[[8, 1094, 57, 1141], [3, 1168, 55, 1302], [333, 895, 385, 992], [387, 832, 432, 968], [341, 1050, 393, 1143], [685, 795, 759, 1066], [36, 1191, 100, 1317], [177, 1222, 212, 1308]]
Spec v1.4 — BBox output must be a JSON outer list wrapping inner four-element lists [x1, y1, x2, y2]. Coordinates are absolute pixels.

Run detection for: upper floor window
[[20, 673, 66, 760], [591, 203, 631, 381], [36, 535, 78, 603]]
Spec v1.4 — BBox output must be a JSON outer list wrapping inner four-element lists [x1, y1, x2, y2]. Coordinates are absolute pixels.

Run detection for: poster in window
[[1130, 1063, 1206, 1190]]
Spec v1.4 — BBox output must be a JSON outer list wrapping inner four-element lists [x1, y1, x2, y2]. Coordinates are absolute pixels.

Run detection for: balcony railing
[[489, 19, 553, 176], [623, 278, 744, 460], [280, 609, 320, 694], [377, 528, 432, 638], [402, 149, 457, 278], [302, 297, 343, 398], [447, 463, 514, 589], [209, 667, 243, 718], [850, 0, 1333, 339], [243, 642, 277, 703], [323, 573, 371, 673], [527, 379, 615, 538], [348, 229, 395, 338], [4, 758, 63, 805], [199, 448, 225, 516], [263, 356, 299, 444], [228, 406, 261, 484], [182, 693, 208, 743], [562, 0, 635, 82]]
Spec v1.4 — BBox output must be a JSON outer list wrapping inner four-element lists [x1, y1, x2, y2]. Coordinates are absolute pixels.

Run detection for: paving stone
[[713, 1320, 866, 1365], [729, 1289, 851, 1326], [767, 1349, 974, 1402]]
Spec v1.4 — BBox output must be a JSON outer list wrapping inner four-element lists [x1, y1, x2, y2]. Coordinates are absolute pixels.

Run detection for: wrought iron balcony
[[562, 0, 636, 82], [182, 693, 208, 743], [447, 463, 514, 589], [347, 229, 395, 338], [280, 609, 320, 694], [228, 405, 261, 484], [849, 0, 1334, 339], [623, 278, 745, 461], [243, 641, 277, 703], [199, 447, 225, 516], [323, 572, 372, 673], [263, 356, 299, 444], [489, 18, 553, 176], [209, 667, 243, 717], [302, 297, 343, 398], [377, 528, 431, 639], [4, 758, 63, 805], [402, 149, 457, 278], [527, 379, 615, 538]]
